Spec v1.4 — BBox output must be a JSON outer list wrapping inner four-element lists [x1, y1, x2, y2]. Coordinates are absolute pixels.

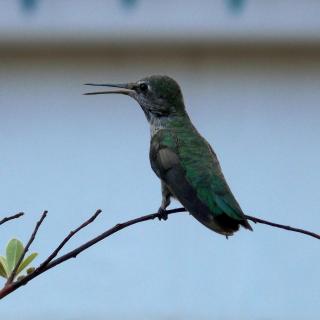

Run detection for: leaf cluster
[[0, 239, 37, 281]]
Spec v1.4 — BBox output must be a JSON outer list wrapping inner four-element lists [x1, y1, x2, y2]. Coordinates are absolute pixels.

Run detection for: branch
[[0, 208, 184, 299], [39, 209, 102, 269], [245, 214, 320, 240], [0, 207, 318, 299], [0, 212, 24, 226], [0, 209, 105, 299]]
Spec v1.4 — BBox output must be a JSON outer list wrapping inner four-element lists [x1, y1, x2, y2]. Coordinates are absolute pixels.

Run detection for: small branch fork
[[0, 207, 318, 299]]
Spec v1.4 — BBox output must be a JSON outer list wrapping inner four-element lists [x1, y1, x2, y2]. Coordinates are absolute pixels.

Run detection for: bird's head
[[85, 75, 186, 120]]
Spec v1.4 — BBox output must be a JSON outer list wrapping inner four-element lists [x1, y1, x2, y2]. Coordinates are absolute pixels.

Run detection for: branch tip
[[0, 212, 24, 226]]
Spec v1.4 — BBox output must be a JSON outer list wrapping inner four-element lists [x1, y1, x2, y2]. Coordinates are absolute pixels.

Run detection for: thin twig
[[245, 214, 320, 240], [6, 211, 47, 285], [0, 207, 318, 299], [0, 212, 24, 226], [39, 209, 102, 269], [41, 207, 186, 272], [0, 208, 184, 299]]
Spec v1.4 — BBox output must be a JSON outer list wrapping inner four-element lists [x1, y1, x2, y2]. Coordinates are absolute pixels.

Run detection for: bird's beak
[[83, 83, 135, 96]]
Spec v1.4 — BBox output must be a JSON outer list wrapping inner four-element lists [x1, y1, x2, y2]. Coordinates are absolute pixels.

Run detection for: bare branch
[[245, 214, 320, 240], [42, 207, 185, 272], [0, 208, 184, 299], [0, 212, 24, 226], [0, 206, 318, 299], [39, 209, 102, 269], [6, 211, 47, 285]]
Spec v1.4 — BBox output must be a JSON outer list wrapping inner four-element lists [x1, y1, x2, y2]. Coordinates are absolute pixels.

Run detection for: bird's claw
[[157, 208, 168, 221]]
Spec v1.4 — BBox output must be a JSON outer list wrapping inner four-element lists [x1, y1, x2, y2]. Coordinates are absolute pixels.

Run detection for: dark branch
[[42, 207, 186, 272], [6, 211, 47, 285], [245, 214, 320, 240], [0, 207, 318, 299], [0, 208, 185, 299], [39, 209, 102, 269], [0, 212, 24, 226]]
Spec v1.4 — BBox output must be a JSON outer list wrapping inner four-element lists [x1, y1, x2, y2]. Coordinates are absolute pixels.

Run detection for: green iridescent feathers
[[151, 118, 247, 222]]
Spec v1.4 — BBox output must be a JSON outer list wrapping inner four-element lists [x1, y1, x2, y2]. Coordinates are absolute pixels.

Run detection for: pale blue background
[[0, 1, 320, 319]]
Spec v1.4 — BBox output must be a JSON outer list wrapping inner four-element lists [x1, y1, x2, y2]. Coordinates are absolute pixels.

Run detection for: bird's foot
[[157, 208, 168, 221]]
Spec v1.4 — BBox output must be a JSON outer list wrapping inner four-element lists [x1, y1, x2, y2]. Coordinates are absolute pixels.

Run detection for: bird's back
[[150, 116, 252, 235]]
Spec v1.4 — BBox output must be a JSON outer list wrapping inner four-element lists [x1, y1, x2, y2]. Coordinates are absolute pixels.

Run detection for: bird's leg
[[158, 181, 172, 221]]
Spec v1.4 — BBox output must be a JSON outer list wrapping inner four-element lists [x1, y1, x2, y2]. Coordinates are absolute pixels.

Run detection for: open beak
[[84, 83, 135, 96]]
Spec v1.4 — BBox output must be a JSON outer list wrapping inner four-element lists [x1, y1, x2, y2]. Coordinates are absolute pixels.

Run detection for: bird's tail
[[214, 214, 253, 235], [240, 218, 253, 231]]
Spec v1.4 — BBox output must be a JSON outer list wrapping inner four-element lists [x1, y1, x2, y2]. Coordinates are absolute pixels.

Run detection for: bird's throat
[[149, 115, 168, 137]]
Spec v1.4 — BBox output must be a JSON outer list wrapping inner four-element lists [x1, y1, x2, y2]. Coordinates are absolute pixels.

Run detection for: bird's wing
[[150, 129, 249, 225], [150, 130, 203, 211], [180, 134, 249, 223]]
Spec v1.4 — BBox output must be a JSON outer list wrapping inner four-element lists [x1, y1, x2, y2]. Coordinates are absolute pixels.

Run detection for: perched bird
[[85, 75, 252, 236]]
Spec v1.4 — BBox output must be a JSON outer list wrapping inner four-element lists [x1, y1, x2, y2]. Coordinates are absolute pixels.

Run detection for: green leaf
[[0, 256, 8, 278], [16, 253, 38, 276], [6, 239, 24, 273]]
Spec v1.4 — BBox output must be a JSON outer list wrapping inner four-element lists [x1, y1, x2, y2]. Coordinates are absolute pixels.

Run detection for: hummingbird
[[85, 75, 252, 236]]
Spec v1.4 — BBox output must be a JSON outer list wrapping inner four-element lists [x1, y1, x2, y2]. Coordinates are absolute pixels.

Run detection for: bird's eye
[[139, 83, 148, 92]]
